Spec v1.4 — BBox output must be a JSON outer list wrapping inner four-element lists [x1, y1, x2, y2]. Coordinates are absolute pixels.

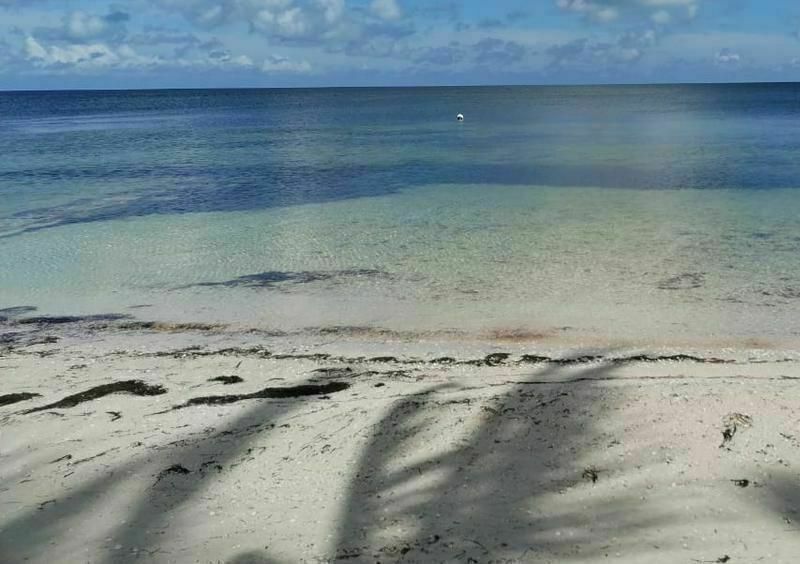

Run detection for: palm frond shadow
[[0, 370, 339, 564], [330, 361, 678, 562]]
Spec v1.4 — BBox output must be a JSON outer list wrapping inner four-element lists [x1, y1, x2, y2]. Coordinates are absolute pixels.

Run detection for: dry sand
[[1, 318, 800, 563]]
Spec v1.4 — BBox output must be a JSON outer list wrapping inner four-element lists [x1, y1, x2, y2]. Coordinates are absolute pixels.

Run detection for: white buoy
[[456, 113, 464, 122]]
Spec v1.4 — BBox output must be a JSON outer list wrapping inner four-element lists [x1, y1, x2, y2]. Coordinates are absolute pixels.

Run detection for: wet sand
[[2, 317, 800, 563]]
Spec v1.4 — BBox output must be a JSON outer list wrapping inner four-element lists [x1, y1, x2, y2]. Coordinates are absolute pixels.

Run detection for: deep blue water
[[2, 84, 800, 239]]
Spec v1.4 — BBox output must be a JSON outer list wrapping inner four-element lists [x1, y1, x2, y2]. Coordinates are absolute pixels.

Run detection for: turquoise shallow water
[[2, 85, 800, 346]]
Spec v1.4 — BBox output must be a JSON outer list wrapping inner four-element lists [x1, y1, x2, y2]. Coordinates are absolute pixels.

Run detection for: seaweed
[[173, 381, 351, 409], [208, 376, 244, 385], [25, 380, 167, 413], [0, 392, 41, 407]]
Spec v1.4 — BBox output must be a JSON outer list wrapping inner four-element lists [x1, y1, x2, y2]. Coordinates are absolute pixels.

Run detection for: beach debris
[[50, 454, 72, 464], [374, 382, 386, 388], [117, 321, 225, 332], [780, 432, 800, 448], [37, 499, 56, 511], [107, 410, 122, 421], [208, 375, 244, 385], [72, 447, 119, 466], [431, 357, 457, 364], [582, 466, 601, 484], [731, 479, 750, 488], [24, 380, 167, 413], [464, 353, 510, 366], [173, 381, 351, 409], [484, 353, 510, 366], [147, 345, 271, 359], [369, 356, 399, 363], [312, 367, 353, 378], [199, 460, 223, 475], [692, 556, 731, 564], [518, 354, 604, 365], [0, 392, 41, 407], [155, 464, 191, 484], [720, 412, 753, 448]]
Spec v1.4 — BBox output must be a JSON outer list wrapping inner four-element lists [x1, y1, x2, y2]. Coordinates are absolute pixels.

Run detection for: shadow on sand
[[1, 358, 684, 562]]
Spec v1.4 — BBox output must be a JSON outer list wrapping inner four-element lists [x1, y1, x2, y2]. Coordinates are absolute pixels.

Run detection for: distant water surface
[[2, 85, 800, 347]]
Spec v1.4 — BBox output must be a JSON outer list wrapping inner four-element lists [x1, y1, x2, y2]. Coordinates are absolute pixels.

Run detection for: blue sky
[[1, 0, 799, 89]]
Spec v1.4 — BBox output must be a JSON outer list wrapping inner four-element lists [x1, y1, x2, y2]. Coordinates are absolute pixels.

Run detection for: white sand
[[1, 324, 800, 563]]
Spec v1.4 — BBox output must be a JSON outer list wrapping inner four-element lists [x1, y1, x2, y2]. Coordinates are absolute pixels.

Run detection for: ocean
[[2, 84, 800, 347]]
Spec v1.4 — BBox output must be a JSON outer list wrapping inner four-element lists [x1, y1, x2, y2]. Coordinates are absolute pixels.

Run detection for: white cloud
[[370, 0, 401, 21], [715, 48, 740, 65], [651, 10, 671, 24], [64, 12, 109, 40], [556, 0, 700, 23], [319, 0, 344, 24], [23, 35, 153, 69], [261, 53, 311, 72], [21, 34, 263, 74]]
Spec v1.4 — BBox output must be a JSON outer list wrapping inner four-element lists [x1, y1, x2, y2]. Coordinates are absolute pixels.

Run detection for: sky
[[1, 0, 799, 89]]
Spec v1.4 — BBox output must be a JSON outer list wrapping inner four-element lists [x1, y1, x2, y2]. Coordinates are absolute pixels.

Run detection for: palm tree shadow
[[331, 361, 678, 562], [0, 371, 344, 564]]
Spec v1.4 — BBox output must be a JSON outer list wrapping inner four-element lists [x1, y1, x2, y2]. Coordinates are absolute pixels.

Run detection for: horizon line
[[1, 79, 799, 94]]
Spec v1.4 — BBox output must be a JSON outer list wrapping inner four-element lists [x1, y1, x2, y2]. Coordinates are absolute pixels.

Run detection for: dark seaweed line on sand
[[170, 381, 351, 410], [0, 392, 41, 407], [132, 348, 743, 366], [24, 380, 167, 414]]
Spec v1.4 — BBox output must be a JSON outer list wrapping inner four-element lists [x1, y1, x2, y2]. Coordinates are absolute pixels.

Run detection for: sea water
[[2, 85, 800, 346]]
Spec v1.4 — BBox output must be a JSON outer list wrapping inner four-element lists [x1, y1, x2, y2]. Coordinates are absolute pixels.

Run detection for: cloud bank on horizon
[[0, 0, 798, 88]]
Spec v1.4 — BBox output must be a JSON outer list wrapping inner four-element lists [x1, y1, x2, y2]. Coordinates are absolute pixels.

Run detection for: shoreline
[[3, 311, 800, 360], [2, 319, 800, 562]]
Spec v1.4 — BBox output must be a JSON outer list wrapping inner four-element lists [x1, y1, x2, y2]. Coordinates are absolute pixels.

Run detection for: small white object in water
[[456, 113, 464, 121]]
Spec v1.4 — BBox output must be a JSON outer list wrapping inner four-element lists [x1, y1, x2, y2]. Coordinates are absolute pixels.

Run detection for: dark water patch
[[17, 314, 132, 325], [173, 381, 350, 409], [657, 273, 705, 290], [180, 269, 390, 290], [0, 392, 41, 407], [6, 151, 800, 242], [0, 306, 37, 317], [208, 375, 244, 385], [25, 380, 167, 413]]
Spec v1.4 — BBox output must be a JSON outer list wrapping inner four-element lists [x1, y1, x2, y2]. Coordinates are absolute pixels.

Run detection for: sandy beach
[[2, 316, 799, 563]]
